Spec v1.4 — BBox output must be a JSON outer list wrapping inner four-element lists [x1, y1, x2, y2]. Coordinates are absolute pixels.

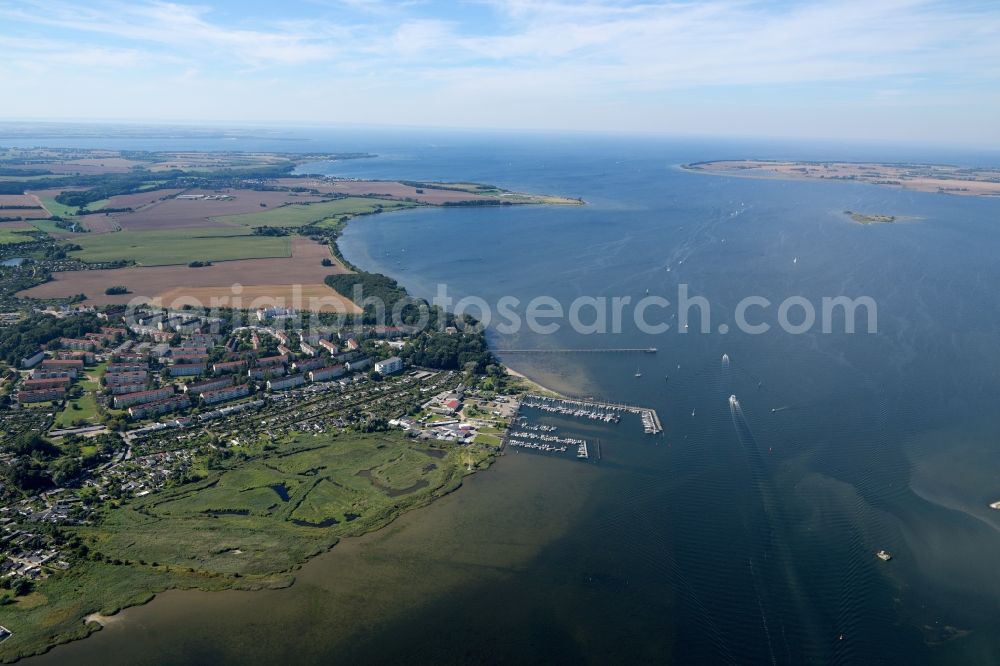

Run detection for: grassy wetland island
[[0, 146, 575, 661]]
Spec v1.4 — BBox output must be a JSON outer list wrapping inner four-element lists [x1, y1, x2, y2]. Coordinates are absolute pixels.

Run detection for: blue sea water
[[16, 126, 1000, 664], [328, 133, 1000, 663]]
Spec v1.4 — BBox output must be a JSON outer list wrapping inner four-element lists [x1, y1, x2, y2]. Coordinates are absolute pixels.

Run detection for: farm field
[[66, 226, 291, 265], [155, 283, 359, 313], [0, 194, 45, 207], [0, 207, 55, 220], [277, 178, 583, 205], [215, 196, 418, 228], [79, 214, 122, 233], [6, 157, 146, 174], [0, 221, 39, 245], [103, 188, 184, 210], [0, 194, 51, 220], [28, 219, 75, 235], [18, 237, 356, 311], [38, 195, 110, 218], [112, 189, 329, 231]]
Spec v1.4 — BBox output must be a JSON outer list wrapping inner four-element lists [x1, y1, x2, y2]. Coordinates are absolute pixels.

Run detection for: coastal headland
[[0, 146, 583, 662], [682, 159, 1000, 197]]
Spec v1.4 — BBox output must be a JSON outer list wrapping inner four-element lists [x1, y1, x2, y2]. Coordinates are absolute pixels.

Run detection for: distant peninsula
[[682, 159, 1000, 197]]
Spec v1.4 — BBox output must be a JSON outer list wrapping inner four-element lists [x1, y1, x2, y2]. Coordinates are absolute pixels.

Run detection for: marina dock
[[502, 395, 663, 461], [520, 395, 663, 434]]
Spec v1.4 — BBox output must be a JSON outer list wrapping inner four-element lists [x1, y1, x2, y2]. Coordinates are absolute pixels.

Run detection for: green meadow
[[39, 196, 110, 218], [216, 197, 417, 228], [0, 431, 492, 661], [0, 225, 38, 245], [66, 227, 291, 265], [28, 219, 71, 235], [92, 430, 478, 574]]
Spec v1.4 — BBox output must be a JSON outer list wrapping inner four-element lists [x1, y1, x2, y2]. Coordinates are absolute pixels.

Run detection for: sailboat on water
[[634, 367, 642, 378]]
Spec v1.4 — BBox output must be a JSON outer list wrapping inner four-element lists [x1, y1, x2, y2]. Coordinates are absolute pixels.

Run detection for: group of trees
[[324, 268, 498, 374], [0, 312, 101, 365], [400, 323, 496, 373], [324, 272, 415, 324], [1, 433, 60, 492], [252, 226, 289, 236], [1, 432, 119, 495]]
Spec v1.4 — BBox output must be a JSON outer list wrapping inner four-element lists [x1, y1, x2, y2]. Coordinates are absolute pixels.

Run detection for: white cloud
[[0, 0, 998, 144]]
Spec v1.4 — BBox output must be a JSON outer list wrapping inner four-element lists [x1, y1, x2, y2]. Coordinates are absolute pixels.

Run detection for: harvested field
[[0, 208, 52, 220], [0, 194, 43, 207], [79, 215, 122, 233], [6, 159, 144, 175], [103, 189, 184, 210], [18, 237, 357, 312], [112, 188, 329, 231], [0, 220, 33, 230], [156, 283, 358, 313], [0, 194, 51, 220]]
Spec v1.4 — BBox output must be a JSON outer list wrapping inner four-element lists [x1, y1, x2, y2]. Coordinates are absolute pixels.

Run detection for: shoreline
[[504, 365, 567, 399], [6, 451, 485, 663], [2, 170, 581, 663]]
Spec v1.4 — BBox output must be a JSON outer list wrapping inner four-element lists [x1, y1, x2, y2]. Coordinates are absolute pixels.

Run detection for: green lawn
[[67, 227, 291, 265], [53, 391, 99, 428], [216, 197, 417, 228], [53, 363, 105, 428]]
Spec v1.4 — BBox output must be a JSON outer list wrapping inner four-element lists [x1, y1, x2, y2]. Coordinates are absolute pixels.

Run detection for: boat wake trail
[[729, 395, 760, 459], [728, 393, 824, 663], [749, 558, 778, 666]]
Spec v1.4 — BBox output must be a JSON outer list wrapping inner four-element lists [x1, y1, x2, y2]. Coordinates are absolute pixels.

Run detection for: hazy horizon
[[2, 1, 1000, 148]]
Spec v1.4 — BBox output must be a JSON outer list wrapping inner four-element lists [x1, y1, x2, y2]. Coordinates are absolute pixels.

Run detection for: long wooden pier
[[498, 347, 657, 354]]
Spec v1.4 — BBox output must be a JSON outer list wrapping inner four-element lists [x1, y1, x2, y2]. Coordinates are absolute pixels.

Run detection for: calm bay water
[[22, 129, 1000, 664]]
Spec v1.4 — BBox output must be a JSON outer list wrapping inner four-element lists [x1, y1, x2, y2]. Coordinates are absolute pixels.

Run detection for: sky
[[2, 0, 999, 146]]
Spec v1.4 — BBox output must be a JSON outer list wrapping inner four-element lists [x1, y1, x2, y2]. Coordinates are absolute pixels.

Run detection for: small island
[[845, 210, 896, 225], [682, 159, 1000, 197]]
